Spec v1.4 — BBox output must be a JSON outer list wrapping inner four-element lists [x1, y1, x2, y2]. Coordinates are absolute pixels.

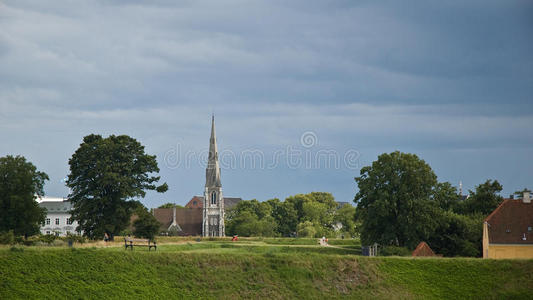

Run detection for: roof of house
[[37, 197, 72, 212], [185, 196, 204, 209], [484, 198, 533, 244], [153, 208, 203, 236], [184, 196, 243, 210], [412, 242, 437, 257]]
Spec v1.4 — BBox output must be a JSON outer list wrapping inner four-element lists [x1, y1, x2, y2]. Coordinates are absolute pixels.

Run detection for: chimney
[[524, 191, 531, 204]]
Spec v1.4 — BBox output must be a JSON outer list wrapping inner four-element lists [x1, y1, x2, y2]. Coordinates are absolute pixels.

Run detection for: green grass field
[[0, 238, 532, 299]]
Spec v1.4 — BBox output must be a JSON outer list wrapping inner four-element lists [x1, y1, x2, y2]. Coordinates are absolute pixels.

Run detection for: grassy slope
[[0, 241, 532, 299]]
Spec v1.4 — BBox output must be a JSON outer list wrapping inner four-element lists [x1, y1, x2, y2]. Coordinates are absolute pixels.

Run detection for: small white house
[[37, 197, 80, 236]]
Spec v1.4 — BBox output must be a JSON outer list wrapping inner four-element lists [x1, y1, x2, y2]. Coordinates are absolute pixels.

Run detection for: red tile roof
[[412, 242, 437, 257], [185, 196, 204, 209], [184, 196, 243, 210], [484, 199, 533, 244]]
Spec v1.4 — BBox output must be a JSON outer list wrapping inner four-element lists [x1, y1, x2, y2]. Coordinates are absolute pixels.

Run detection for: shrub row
[[0, 231, 87, 246]]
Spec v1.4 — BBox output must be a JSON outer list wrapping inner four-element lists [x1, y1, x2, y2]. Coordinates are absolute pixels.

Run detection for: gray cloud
[[0, 0, 532, 205]]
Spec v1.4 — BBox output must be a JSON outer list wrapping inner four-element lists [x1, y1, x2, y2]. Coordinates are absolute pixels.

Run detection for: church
[[153, 116, 241, 236]]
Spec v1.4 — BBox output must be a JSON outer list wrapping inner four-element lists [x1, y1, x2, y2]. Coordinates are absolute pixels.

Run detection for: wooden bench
[[124, 237, 157, 251]]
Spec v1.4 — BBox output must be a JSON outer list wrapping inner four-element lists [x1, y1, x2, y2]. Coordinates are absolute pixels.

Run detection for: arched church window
[[211, 191, 217, 205]]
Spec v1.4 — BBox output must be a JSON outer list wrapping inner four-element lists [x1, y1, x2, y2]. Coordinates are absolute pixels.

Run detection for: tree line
[[225, 192, 357, 238], [0, 134, 526, 257], [354, 151, 511, 257], [224, 151, 521, 257], [0, 134, 166, 242]]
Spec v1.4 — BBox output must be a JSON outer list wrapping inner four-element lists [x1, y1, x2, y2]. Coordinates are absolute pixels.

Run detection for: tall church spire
[[203, 114, 224, 237], [206, 115, 221, 187]]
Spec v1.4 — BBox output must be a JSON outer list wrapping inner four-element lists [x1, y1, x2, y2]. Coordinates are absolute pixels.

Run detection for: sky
[[1, 0, 532, 208]]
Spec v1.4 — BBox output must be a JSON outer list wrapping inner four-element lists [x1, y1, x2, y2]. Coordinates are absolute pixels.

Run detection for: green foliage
[[157, 203, 184, 209], [461, 180, 503, 215], [269, 198, 298, 236], [433, 182, 460, 211], [355, 151, 440, 248], [334, 204, 358, 237], [428, 212, 483, 257], [354, 151, 504, 257], [0, 155, 48, 237], [38, 234, 58, 244], [379, 246, 411, 256], [65, 233, 87, 244], [0, 230, 15, 245], [296, 221, 316, 238], [132, 207, 161, 240], [226, 192, 341, 238], [66, 134, 167, 239], [226, 200, 278, 237], [9, 246, 24, 252]]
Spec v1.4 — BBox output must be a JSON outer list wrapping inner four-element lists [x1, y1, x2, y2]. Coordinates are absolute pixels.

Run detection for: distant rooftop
[[36, 196, 72, 212], [36, 196, 68, 203]]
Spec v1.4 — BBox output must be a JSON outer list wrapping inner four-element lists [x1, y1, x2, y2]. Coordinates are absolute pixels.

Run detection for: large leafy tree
[[334, 204, 358, 237], [268, 198, 298, 237], [461, 180, 503, 215], [285, 192, 337, 237], [433, 182, 460, 212], [427, 211, 484, 257], [0, 155, 48, 237], [67, 134, 168, 239], [226, 199, 277, 237], [354, 151, 440, 248]]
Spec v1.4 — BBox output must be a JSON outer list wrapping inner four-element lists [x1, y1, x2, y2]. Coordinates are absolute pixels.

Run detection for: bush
[[38, 234, 58, 244], [119, 229, 133, 236], [380, 246, 411, 256], [65, 233, 86, 244], [52, 240, 66, 247], [0, 231, 15, 245], [22, 240, 36, 246], [9, 246, 24, 252], [133, 208, 161, 240], [296, 221, 316, 238]]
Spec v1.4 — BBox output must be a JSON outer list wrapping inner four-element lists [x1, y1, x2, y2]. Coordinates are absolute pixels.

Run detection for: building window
[[528, 226, 532, 232], [55, 232, 60, 237], [211, 191, 216, 205], [193, 200, 197, 206], [55, 218, 60, 225], [46, 218, 50, 225], [46, 231, 50, 235], [66, 218, 72, 225]]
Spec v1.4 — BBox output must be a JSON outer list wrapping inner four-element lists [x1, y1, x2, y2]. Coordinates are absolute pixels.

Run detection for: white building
[[37, 197, 80, 236]]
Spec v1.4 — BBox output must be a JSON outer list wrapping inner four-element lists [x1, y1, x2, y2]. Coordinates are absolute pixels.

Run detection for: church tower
[[203, 115, 225, 237]]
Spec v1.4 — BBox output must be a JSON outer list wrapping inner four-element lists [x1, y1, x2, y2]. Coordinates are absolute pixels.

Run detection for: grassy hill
[[1, 239, 532, 299]]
